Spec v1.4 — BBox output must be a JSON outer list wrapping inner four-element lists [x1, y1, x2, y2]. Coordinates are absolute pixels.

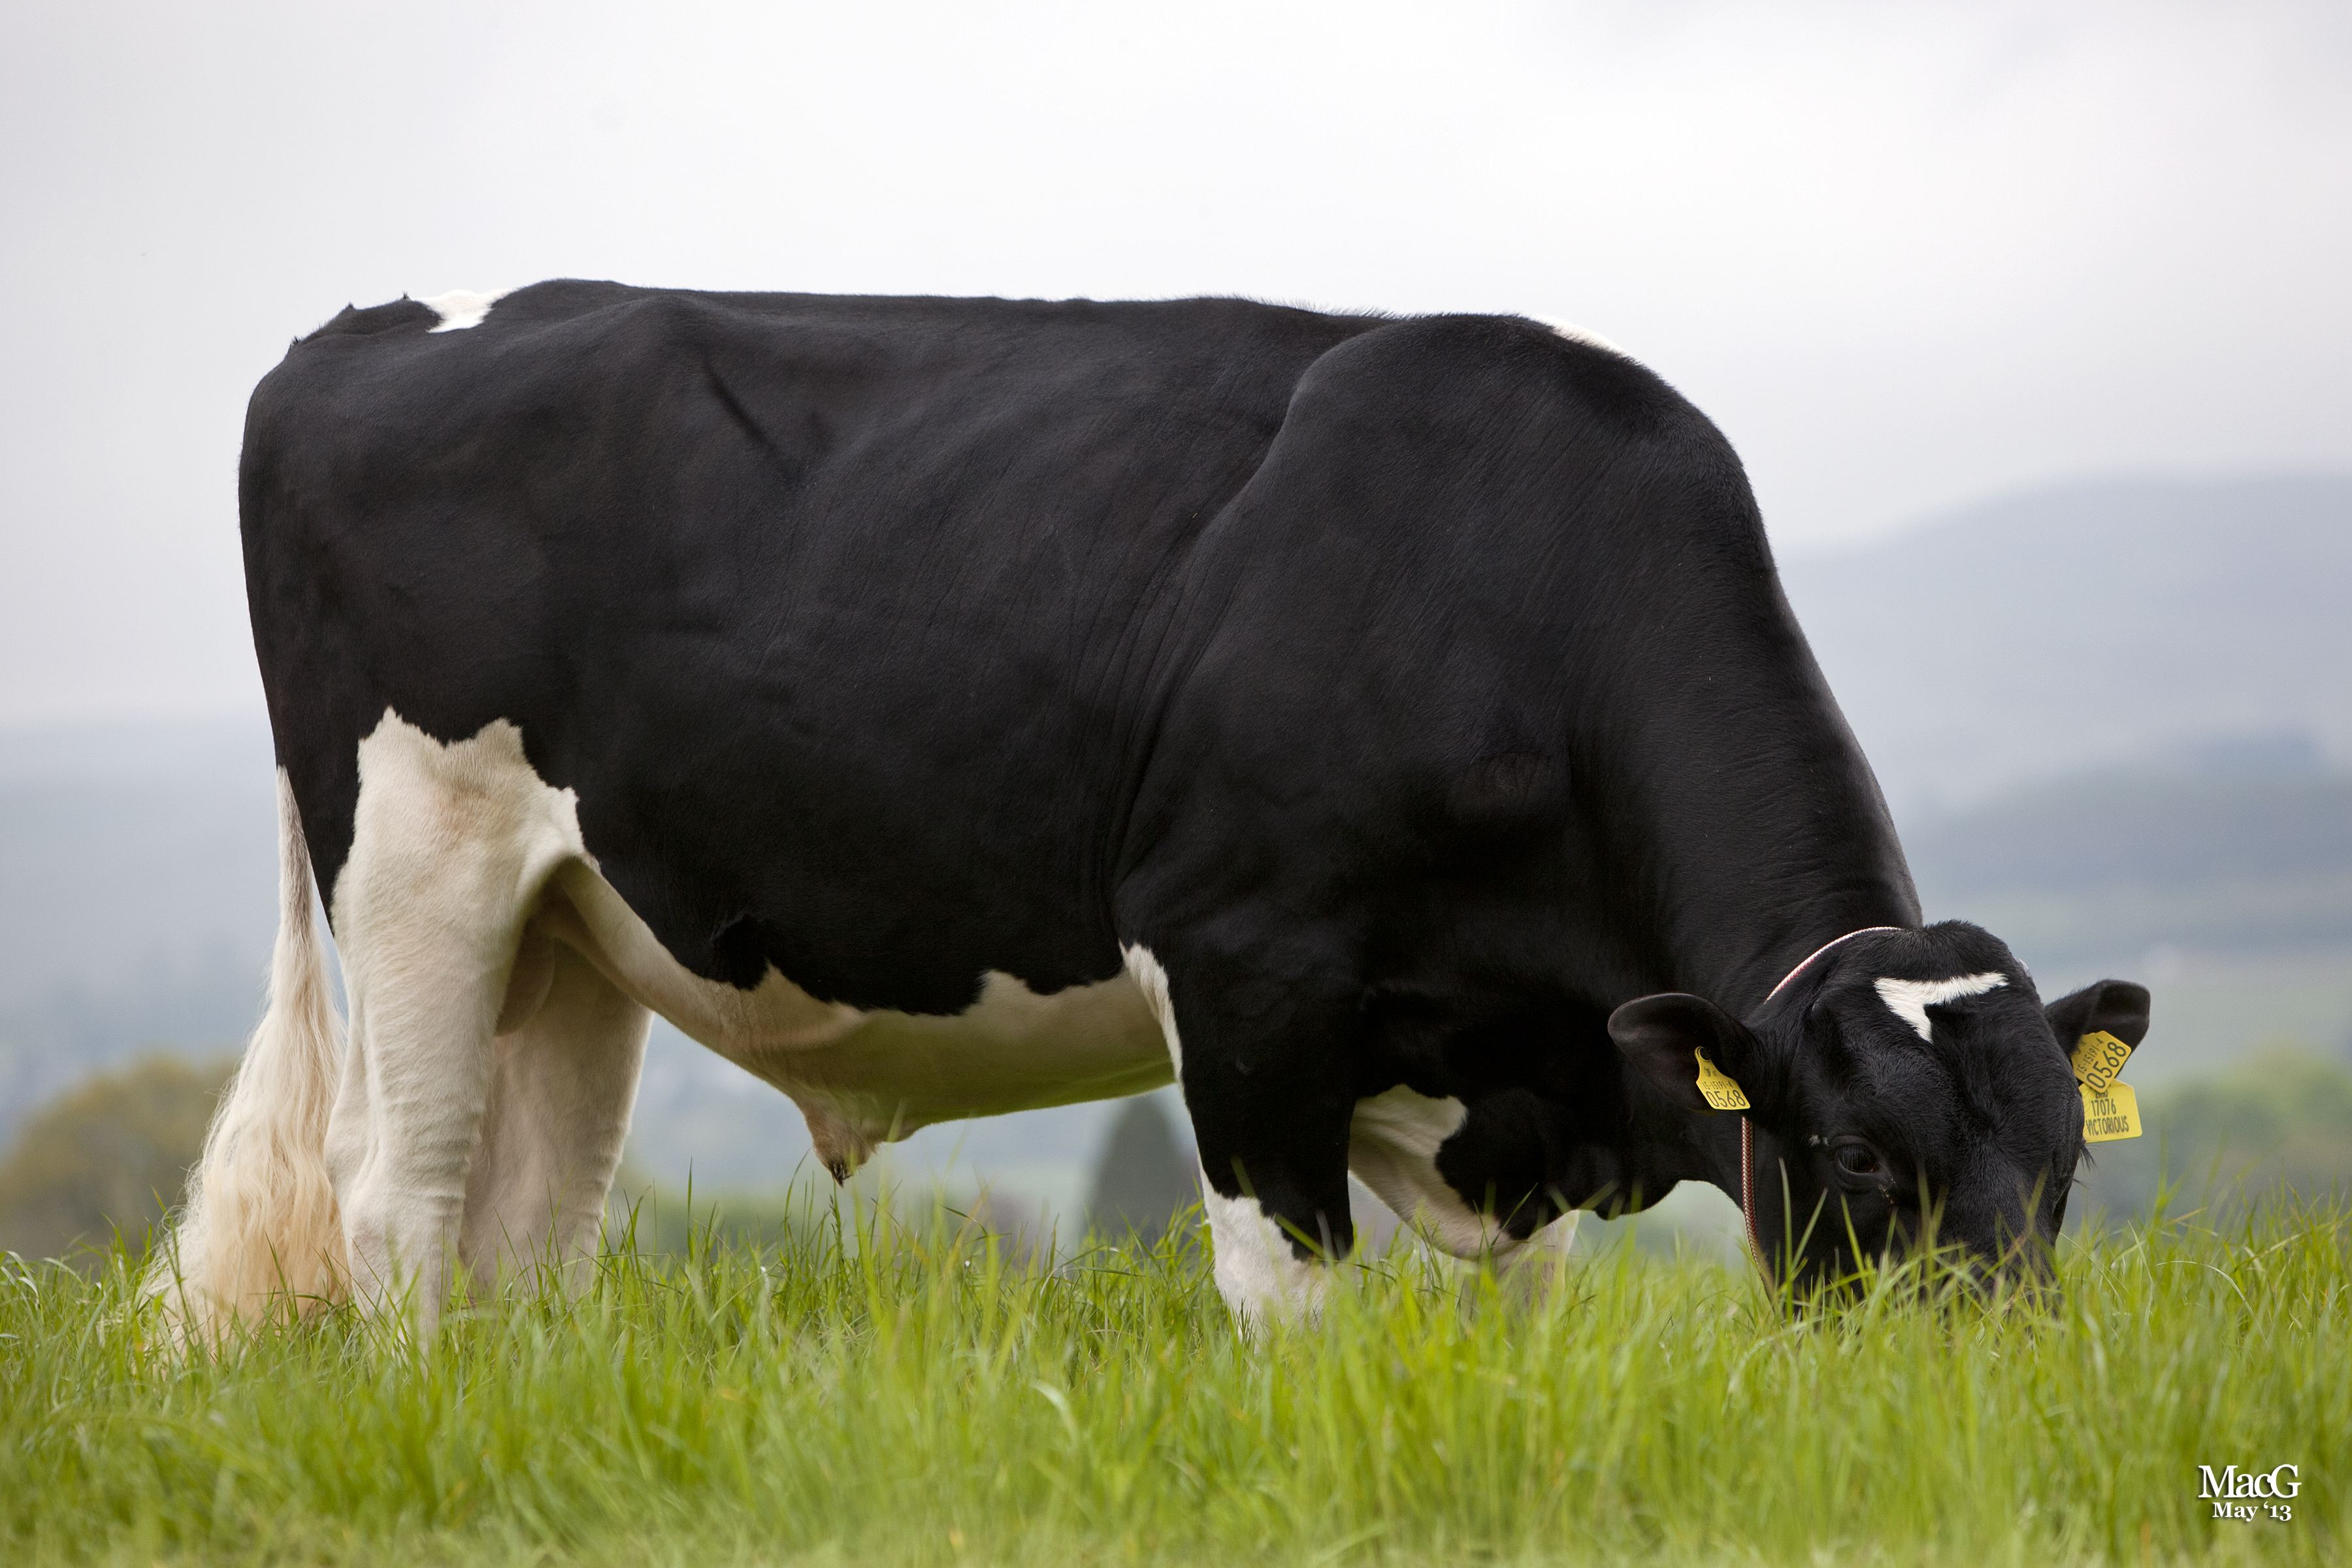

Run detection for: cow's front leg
[[1125, 945, 1357, 1327]]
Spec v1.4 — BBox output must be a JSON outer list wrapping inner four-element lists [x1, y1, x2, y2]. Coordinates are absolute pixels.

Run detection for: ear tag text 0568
[[2071, 1030, 2142, 1142], [1693, 1049, 1750, 1112], [2070, 1030, 2134, 1094]]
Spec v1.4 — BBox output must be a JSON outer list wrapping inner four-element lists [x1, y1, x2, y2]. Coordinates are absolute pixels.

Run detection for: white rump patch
[[1535, 316, 1628, 357], [1874, 972, 2008, 1042], [419, 287, 510, 332]]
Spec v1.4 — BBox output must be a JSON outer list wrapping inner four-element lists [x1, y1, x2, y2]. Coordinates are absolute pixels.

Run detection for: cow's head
[[1607, 921, 2149, 1294]]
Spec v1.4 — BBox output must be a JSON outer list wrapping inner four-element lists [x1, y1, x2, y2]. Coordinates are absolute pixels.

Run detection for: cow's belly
[[536, 858, 1172, 1176]]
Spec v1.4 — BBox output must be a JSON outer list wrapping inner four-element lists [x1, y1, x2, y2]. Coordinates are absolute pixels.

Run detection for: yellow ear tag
[[1693, 1048, 1750, 1111], [2070, 1030, 2135, 1095], [2070, 1030, 2143, 1141], [2080, 1079, 2142, 1142]]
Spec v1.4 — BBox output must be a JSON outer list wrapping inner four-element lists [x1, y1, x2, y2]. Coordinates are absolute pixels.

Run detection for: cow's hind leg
[[459, 929, 649, 1294], [322, 715, 587, 1331]]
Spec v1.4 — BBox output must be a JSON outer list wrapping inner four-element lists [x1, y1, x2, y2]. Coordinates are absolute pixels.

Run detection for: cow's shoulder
[[1285, 312, 1720, 454]]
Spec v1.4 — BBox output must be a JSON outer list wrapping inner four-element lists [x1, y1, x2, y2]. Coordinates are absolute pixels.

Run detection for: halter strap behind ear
[[1763, 926, 1906, 1005], [1740, 925, 1906, 1283]]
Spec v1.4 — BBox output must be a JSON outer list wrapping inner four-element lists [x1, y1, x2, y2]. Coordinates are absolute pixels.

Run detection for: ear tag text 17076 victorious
[[1693, 1049, 1750, 1111], [2071, 1030, 2142, 1142]]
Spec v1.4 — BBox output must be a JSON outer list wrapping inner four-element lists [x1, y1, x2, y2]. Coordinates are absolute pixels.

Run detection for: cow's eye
[[1831, 1139, 1884, 1181]]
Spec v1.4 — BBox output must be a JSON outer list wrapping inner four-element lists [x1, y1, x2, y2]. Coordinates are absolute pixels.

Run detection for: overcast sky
[[5, 0, 2347, 727]]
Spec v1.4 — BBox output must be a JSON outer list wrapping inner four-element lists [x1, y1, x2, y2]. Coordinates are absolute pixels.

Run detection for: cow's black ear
[[2044, 979, 2150, 1051], [1608, 993, 1765, 1115]]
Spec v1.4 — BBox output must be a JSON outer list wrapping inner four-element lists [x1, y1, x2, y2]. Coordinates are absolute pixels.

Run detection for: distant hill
[[1779, 474, 2352, 813], [1899, 751, 2352, 1081], [1903, 751, 2352, 970]]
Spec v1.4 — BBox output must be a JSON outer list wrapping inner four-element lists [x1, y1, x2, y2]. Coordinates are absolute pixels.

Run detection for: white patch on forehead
[[1874, 972, 2008, 1042], [419, 287, 510, 332]]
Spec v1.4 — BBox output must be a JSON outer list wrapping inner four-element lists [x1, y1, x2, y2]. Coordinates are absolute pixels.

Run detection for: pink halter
[[1738, 926, 1905, 1281]]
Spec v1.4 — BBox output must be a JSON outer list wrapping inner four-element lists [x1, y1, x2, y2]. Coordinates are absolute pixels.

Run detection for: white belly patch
[[541, 866, 1172, 1179]]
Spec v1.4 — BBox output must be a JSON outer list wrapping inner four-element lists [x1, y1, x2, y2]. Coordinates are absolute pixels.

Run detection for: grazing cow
[[154, 282, 2149, 1335]]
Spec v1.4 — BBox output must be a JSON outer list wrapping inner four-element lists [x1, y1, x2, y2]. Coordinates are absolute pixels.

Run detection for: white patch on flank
[[1874, 972, 2008, 1043], [1347, 1088, 1586, 1271], [1535, 316, 1628, 357], [419, 287, 510, 332], [1347, 1085, 1516, 1259], [1200, 1179, 1328, 1329], [1121, 944, 1181, 1081]]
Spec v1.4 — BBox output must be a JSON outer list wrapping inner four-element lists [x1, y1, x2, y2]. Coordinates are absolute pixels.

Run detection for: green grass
[[2, 1192, 2342, 1567]]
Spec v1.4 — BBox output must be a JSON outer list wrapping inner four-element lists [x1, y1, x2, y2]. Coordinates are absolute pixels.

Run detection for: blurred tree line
[[2072, 1049, 2352, 1223], [0, 1053, 233, 1264], [5, 1045, 2347, 1267], [1085, 1094, 1196, 1247]]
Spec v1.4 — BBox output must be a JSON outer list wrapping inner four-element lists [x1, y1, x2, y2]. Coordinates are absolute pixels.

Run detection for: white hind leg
[[322, 713, 587, 1330], [460, 933, 649, 1294]]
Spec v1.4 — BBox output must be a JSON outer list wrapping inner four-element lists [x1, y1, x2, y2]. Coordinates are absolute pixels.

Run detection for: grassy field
[[2, 1194, 2342, 1567]]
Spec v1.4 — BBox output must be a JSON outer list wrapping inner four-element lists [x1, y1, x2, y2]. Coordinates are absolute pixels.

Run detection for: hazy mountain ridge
[[1780, 472, 2352, 812], [1902, 753, 2352, 972]]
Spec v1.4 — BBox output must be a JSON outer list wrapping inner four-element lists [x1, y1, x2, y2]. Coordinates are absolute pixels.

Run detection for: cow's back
[[242, 284, 1376, 1010]]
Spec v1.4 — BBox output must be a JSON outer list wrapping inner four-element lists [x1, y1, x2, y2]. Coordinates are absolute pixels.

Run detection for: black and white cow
[[155, 282, 2149, 1335]]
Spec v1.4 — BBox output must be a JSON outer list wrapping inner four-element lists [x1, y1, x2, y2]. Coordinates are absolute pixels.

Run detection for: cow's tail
[[146, 768, 348, 1340]]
